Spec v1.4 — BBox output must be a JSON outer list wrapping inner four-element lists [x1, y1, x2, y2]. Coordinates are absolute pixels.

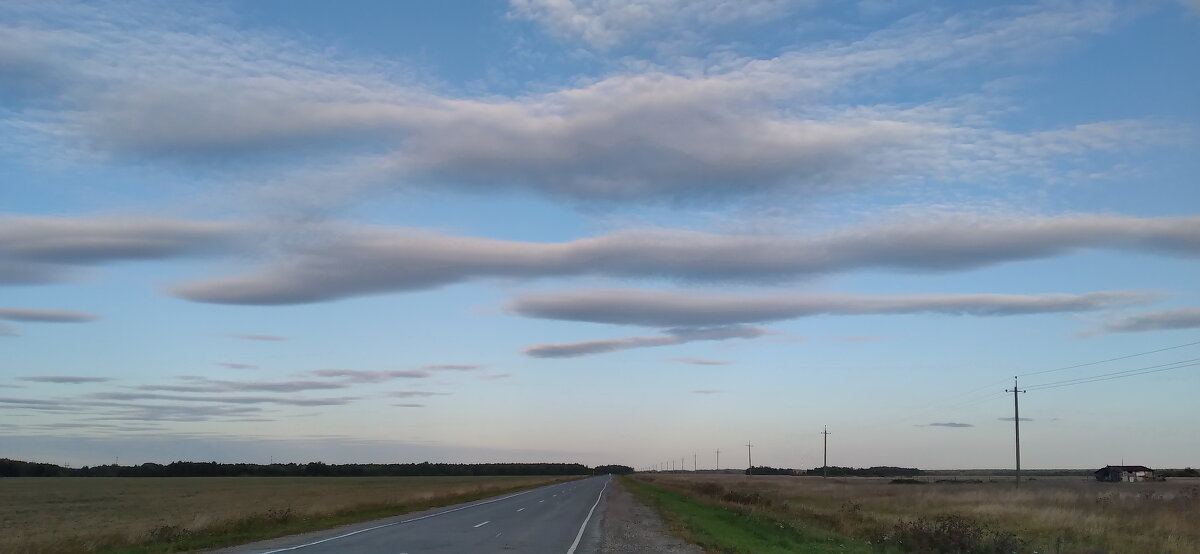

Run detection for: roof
[[1094, 465, 1153, 473]]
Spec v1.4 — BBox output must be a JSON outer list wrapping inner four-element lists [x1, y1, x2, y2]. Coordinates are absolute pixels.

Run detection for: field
[[0, 475, 575, 553], [631, 474, 1200, 553]]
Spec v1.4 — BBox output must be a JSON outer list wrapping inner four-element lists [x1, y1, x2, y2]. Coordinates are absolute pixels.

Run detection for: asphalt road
[[219, 475, 612, 554]]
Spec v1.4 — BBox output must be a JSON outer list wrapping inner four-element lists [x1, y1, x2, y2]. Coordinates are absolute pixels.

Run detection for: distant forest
[[0, 458, 633, 478], [741, 466, 923, 476]]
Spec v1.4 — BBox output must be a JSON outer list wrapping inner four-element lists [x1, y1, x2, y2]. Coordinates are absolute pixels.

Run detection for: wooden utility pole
[[715, 448, 720, 471], [693, 453, 697, 471], [746, 442, 753, 476], [821, 426, 831, 478], [1006, 377, 1027, 488]]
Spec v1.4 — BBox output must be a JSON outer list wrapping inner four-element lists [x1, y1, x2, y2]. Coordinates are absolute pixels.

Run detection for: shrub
[[875, 514, 1025, 554]]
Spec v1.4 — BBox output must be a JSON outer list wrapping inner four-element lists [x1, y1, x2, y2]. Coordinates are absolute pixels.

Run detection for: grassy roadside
[[623, 477, 875, 554], [104, 481, 559, 553], [1, 476, 578, 554]]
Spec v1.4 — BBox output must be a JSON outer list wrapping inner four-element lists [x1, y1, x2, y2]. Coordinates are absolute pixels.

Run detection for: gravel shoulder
[[597, 478, 704, 554]]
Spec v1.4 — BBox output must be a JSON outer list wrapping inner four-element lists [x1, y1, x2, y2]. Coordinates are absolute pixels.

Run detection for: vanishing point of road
[[218, 475, 612, 554]]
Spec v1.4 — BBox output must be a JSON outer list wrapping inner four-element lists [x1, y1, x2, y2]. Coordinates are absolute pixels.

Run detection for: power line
[[1018, 338, 1200, 378], [1026, 358, 1200, 391]]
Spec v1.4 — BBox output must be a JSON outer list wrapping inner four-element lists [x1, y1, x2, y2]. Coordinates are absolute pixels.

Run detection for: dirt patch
[[598, 479, 703, 553]]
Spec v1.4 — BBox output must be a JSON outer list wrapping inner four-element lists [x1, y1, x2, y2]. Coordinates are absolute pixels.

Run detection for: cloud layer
[[0, 1, 1171, 210], [524, 326, 767, 357], [0, 216, 243, 285], [173, 214, 1200, 305], [510, 289, 1150, 328], [0, 307, 98, 322], [1096, 308, 1200, 334]]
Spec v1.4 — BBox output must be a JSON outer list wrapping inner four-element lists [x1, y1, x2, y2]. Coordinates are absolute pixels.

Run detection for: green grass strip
[[99, 478, 581, 554], [623, 478, 875, 554]]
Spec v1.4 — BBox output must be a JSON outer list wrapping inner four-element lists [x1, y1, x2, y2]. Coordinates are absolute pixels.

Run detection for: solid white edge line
[[565, 477, 610, 554], [473, 521, 490, 528], [257, 484, 557, 553]]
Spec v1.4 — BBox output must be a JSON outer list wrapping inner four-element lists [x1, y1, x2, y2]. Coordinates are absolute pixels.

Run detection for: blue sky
[[2, 0, 1198, 470]]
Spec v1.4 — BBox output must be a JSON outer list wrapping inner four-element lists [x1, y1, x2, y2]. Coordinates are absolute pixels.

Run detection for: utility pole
[[746, 441, 753, 476], [681, 457, 685, 472], [821, 426, 831, 478], [694, 453, 697, 471], [715, 448, 720, 471], [1006, 377, 1027, 488]]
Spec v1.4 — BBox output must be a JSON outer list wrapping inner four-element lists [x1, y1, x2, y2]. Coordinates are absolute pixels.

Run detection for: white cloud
[[508, 0, 803, 49], [511, 289, 1151, 328], [18, 376, 112, 384], [0, 215, 244, 285], [0, 1, 1169, 208], [523, 326, 767, 357], [0, 307, 98, 322], [172, 214, 1200, 305], [1094, 307, 1200, 334]]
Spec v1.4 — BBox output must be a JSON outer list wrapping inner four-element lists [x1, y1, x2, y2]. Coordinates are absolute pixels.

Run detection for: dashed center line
[[516, 508, 525, 512], [473, 521, 490, 528]]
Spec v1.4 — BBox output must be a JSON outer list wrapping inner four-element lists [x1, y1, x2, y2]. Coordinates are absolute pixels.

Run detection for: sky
[[2, 0, 1198, 471]]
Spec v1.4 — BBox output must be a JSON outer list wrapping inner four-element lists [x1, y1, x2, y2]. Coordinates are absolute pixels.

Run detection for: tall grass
[[0, 475, 573, 553], [636, 475, 1200, 553]]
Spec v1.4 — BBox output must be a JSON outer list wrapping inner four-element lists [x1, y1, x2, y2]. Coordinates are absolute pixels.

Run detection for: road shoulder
[[597, 478, 703, 553]]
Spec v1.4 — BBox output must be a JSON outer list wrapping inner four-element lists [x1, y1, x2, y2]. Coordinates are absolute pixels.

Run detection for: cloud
[[18, 376, 112, 384], [172, 214, 1200, 305], [88, 391, 356, 406], [393, 403, 424, 408], [1094, 307, 1200, 334], [308, 369, 431, 383], [230, 334, 287, 341], [998, 417, 1033, 422], [386, 391, 451, 398], [215, 362, 258, 370], [422, 364, 484, 371], [691, 389, 723, 394], [834, 336, 883, 342], [0, 395, 264, 422], [671, 357, 731, 366], [0, 322, 16, 337], [1, 1, 1168, 210], [510, 289, 1150, 328], [926, 422, 974, 428], [478, 373, 512, 380], [135, 377, 346, 393], [523, 326, 767, 358], [0, 216, 243, 285], [509, 0, 800, 49], [0, 307, 99, 322]]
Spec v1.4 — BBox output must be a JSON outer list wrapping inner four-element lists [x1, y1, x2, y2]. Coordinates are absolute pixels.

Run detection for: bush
[[874, 514, 1024, 554]]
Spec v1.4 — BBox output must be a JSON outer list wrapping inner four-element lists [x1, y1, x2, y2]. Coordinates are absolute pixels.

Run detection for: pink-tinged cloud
[[231, 334, 287, 341]]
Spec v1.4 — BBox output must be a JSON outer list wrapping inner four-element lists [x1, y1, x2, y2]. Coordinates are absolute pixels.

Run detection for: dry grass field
[[636, 474, 1200, 553], [0, 475, 574, 553]]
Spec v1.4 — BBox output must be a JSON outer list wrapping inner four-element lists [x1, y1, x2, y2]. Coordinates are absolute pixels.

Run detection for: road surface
[[218, 475, 611, 554]]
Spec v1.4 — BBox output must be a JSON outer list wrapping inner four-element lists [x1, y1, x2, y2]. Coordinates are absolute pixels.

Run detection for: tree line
[[0, 458, 609, 478]]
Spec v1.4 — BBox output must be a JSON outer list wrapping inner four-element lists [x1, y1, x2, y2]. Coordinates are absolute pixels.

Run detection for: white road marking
[[538, 500, 544, 503], [566, 477, 610, 554], [474, 521, 490, 528], [517, 508, 525, 512], [256, 486, 542, 553]]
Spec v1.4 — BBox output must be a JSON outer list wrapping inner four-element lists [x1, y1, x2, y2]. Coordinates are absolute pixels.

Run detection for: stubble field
[[633, 473, 1200, 553], [0, 475, 574, 553]]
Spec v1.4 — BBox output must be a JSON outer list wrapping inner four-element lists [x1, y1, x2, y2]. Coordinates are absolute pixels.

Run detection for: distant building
[[1094, 465, 1154, 482]]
